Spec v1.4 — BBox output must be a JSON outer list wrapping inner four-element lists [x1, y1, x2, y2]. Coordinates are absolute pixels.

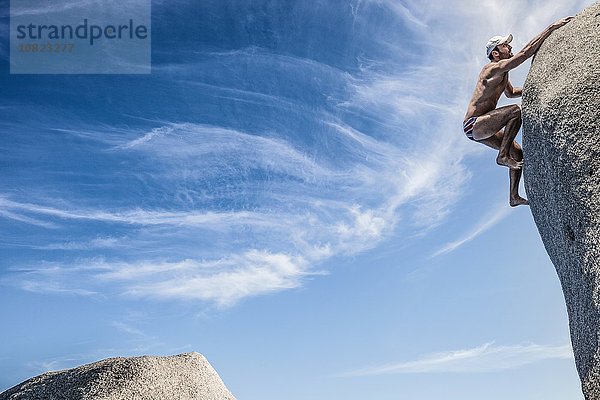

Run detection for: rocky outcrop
[[0, 352, 236, 400], [522, 2, 600, 399]]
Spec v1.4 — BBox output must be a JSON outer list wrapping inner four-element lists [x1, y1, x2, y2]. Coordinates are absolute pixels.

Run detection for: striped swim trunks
[[463, 116, 477, 141]]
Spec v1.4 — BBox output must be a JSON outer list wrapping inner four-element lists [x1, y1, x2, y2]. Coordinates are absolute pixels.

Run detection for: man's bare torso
[[464, 64, 508, 121]]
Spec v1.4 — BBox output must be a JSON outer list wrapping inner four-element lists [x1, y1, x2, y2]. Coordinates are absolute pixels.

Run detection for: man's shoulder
[[480, 62, 504, 78]]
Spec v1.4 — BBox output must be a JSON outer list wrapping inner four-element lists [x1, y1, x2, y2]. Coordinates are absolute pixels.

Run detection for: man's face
[[495, 42, 513, 59]]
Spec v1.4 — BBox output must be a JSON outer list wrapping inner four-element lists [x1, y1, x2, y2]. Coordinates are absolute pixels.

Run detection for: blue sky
[[0, 0, 594, 399]]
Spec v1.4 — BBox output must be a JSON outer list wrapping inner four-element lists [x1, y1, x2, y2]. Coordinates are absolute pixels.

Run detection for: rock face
[[522, 2, 600, 398], [0, 353, 236, 400]]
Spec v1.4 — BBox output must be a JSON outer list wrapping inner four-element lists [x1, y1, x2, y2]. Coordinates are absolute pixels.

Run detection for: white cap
[[486, 34, 513, 57]]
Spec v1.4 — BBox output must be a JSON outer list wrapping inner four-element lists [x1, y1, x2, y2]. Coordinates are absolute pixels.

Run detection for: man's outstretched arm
[[497, 16, 574, 72]]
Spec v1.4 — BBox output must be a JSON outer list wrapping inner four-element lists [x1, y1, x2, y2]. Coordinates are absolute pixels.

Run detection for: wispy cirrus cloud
[[37, 237, 122, 251], [0, 196, 287, 228], [0, 98, 468, 306], [18, 280, 98, 297], [120, 250, 316, 307], [339, 342, 574, 376], [8, 0, 573, 307], [431, 203, 511, 258], [359, 0, 428, 29], [7, 250, 319, 308], [0, 208, 57, 229]]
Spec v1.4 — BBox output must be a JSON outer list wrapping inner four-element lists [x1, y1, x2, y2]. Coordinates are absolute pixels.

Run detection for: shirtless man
[[463, 16, 573, 207]]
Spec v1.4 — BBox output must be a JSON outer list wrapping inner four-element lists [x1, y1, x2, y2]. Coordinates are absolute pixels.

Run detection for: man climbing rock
[[463, 16, 573, 207]]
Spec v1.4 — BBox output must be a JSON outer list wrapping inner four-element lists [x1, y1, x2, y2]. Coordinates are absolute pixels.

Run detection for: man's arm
[[497, 16, 574, 72], [504, 80, 522, 98]]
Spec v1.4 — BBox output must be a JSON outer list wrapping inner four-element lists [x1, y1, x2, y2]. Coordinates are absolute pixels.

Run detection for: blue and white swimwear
[[463, 116, 477, 141]]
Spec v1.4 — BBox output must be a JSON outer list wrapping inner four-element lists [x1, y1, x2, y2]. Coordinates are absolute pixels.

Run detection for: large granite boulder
[[0, 352, 236, 400], [522, 2, 600, 398]]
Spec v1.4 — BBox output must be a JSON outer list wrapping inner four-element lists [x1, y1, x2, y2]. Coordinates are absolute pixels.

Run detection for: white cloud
[[0, 93, 471, 307], [336, 205, 387, 240], [113, 123, 334, 183], [7, 0, 593, 308], [0, 208, 57, 229], [8, 250, 320, 308], [123, 250, 314, 307], [340, 342, 574, 376], [111, 321, 148, 338], [38, 237, 121, 250], [360, 0, 428, 29], [432, 203, 511, 257], [0, 195, 285, 228], [18, 280, 98, 297], [1, 0, 471, 307]]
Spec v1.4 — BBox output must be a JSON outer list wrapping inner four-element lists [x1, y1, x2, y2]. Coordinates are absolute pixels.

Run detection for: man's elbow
[[519, 49, 534, 61], [512, 88, 523, 98]]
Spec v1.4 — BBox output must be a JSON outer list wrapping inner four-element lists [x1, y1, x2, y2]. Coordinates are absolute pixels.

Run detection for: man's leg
[[479, 131, 529, 207], [472, 104, 523, 170], [507, 145, 528, 206]]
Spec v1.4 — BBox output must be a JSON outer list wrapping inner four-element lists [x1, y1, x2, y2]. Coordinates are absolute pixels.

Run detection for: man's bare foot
[[510, 196, 529, 207], [497, 155, 523, 170]]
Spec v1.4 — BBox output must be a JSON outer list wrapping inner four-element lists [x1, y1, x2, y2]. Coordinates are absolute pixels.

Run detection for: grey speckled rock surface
[[0, 352, 236, 400], [522, 2, 600, 399]]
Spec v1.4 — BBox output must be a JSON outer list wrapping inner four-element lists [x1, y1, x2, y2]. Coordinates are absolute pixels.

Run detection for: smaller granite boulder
[[0, 352, 236, 400]]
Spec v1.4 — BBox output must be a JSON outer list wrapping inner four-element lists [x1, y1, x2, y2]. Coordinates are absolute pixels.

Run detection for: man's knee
[[510, 104, 522, 120]]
